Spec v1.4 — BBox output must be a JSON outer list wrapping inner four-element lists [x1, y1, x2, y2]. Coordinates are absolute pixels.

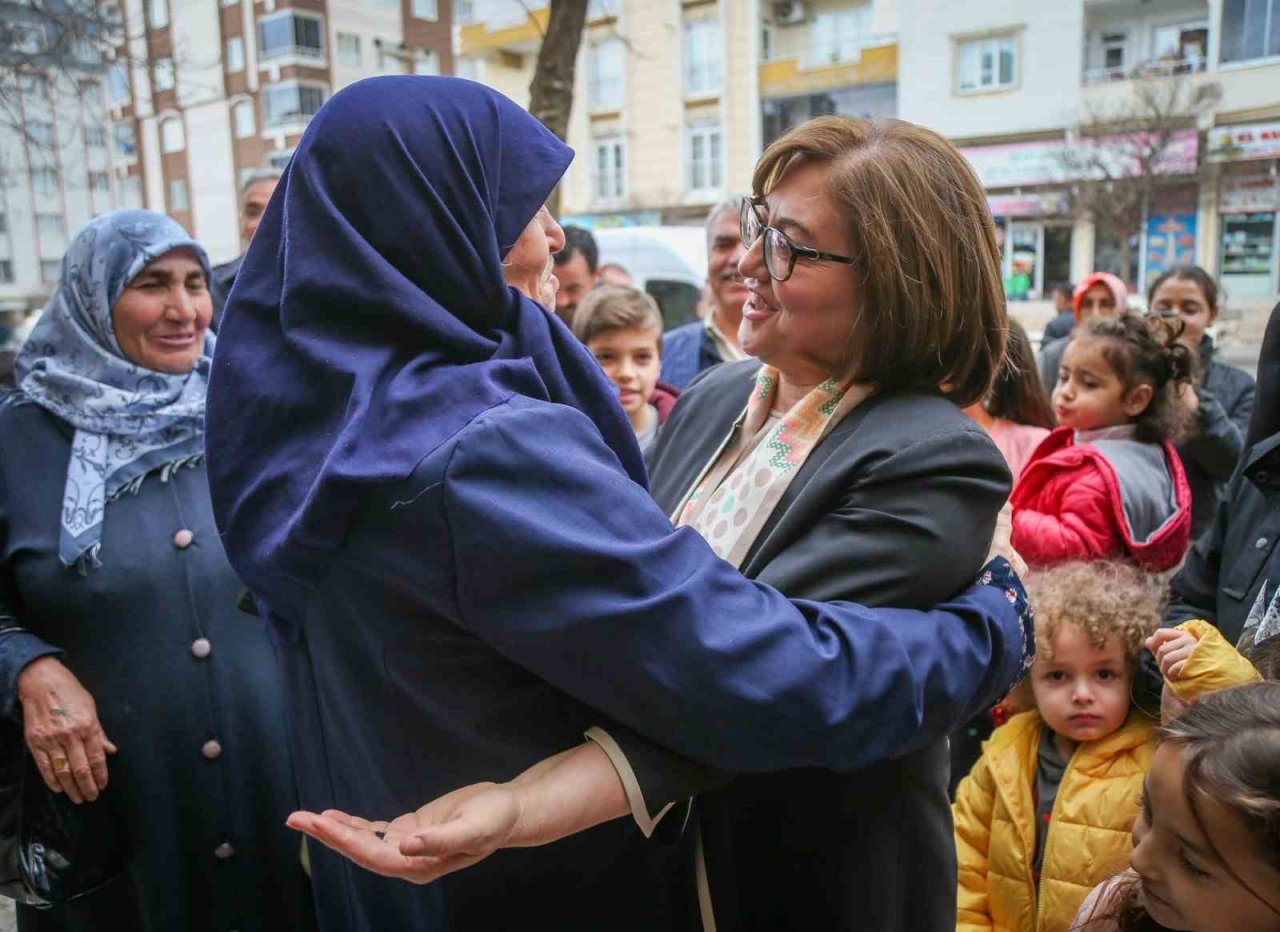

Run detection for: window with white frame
[[36, 212, 63, 237], [683, 19, 722, 97], [811, 4, 871, 64], [160, 116, 185, 152], [1221, 0, 1280, 63], [588, 39, 623, 111], [686, 123, 723, 195], [761, 23, 774, 62], [86, 125, 106, 147], [117, 175, 140, 205], [1100, 31, 1127, 72], [226, 37, 244, 73], [455, 0, 474, 22], [152, 57, 175, 92], [147, 0, 168, 30], [90, 171, 110, 192], [591, 136, 625, 203], [0, 261, 13, 285], [412, 0, 437, 20], [168, 179, 188, 211], [956, 34, 1017, 93], [337, 32, 361, 67], [41, 260, 62, 283], [262, 82, 326, 129], [233, 100, 256, 138], [31, 167, 59, 196], [414, 50, 440, 75], [113, 121, 135, 158], [258, 12, 325, 63], [28, 121, 54, 146], [1151, 22, 1208, 67], [106, 61, 130, 102]]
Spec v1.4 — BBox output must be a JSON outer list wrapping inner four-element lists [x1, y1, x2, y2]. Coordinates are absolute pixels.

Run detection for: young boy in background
[[572, 285, 680, 453]]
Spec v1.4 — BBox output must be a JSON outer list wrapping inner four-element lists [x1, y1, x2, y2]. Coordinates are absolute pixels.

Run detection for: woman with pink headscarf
[[1038, 272, 1129, 394]]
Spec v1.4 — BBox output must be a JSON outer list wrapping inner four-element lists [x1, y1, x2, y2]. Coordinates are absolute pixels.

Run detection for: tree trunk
[[528, 0, 590, 217]]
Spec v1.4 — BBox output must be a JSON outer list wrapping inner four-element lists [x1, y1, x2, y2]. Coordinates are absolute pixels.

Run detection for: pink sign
[[961, 131, 1199, 188]]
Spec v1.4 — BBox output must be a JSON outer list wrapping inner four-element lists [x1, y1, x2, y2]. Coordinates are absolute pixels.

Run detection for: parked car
[[593, 226, 707, 330]]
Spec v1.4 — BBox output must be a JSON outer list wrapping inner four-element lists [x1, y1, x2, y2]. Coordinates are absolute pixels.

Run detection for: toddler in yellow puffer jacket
[[953, 561, 1260, 932]]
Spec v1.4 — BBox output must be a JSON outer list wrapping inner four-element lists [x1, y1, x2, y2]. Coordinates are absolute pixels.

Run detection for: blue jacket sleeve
[[442, 403, 1033, 774]]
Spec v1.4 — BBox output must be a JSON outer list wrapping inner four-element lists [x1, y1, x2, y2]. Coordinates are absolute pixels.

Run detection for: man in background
[[552, 225, 599, 325], [659, 198, 750, 388], [211, 170, 281, 329]]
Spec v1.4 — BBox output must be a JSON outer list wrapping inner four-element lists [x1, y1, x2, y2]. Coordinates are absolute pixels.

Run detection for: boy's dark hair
[[1146, 264, 1221, 312], [554, 225, 599, 273], [571, 285, 664, 347], [1052, 281, 1075, 301], [1079, 313, 1196, 444], [984, 320, 1055, 430]]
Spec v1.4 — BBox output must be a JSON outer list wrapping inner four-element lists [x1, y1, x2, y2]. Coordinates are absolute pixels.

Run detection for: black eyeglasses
[[739, 197, 855, 282]]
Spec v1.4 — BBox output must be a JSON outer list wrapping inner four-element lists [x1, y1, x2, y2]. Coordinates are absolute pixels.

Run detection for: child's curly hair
[[1008, 561, 1165, 711], [1079, 313, 1197, 444]]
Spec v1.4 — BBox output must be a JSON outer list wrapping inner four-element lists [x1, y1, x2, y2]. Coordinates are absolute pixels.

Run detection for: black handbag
[[0, 714, 128, 908]]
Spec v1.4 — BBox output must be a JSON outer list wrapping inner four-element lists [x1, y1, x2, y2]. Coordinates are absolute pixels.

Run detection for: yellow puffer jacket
[[953, 621, 1260, 932]]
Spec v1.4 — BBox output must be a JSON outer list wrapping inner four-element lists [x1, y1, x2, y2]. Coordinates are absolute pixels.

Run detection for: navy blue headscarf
[[205, 76, 645, 600]]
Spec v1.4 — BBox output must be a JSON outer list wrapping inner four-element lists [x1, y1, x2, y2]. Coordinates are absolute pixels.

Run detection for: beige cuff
[[584, 726, 676, 839]]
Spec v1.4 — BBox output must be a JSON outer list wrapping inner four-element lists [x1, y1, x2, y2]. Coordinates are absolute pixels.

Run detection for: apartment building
[[456, 0, 898, 228], [898, 0, 1280, 303], [0, 0, 452, 311]]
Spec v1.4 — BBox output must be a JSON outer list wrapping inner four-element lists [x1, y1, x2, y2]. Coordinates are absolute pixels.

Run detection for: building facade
[[898, 0, 1280, 303], [456, 0, 898, 228], [0, 0, 452, 311]]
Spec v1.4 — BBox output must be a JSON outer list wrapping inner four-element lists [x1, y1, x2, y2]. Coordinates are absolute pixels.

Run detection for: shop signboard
[[1219, 173, 1280, 213], [1206, 122, 1280, 163], [986, 192, 1071, 217], [1145, 212, 1198, 280], [961, 131, 1199, 189]]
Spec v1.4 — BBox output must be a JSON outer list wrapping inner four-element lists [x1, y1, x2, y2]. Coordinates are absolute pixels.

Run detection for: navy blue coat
[[268, 387, 1028, 930], [0, 399, 314, 931]]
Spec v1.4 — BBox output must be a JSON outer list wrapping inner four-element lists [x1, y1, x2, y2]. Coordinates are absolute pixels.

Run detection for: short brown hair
[[752, 116, 1007, 406], [571, 285, 664, 347]]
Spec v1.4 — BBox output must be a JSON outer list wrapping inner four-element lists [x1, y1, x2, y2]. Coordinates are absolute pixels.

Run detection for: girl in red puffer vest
[[1012, 314, 1195, 572]]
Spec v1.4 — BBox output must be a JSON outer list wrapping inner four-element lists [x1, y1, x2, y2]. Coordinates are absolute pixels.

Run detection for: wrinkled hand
[[17, 656, 117, 803], [288, 781, 522, 885], [1147, 628, 1199, 682]]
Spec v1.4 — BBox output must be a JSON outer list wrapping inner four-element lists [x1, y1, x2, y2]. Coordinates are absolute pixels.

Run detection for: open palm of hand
[[287, 781, 523, 886]]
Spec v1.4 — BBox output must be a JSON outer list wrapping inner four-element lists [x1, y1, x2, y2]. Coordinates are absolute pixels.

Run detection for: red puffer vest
[[1010, 427, 1192, 572]]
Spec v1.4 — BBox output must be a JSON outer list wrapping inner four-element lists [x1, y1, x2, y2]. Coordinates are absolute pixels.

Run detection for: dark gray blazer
[[618, 359, 1012, 931]]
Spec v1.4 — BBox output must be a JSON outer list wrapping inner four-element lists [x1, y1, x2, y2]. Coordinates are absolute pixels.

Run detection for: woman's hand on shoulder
[[17, 656, 116, 804], [287, 781, 522, 885]]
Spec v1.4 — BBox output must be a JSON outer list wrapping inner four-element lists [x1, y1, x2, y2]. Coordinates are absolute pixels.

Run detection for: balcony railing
[[1083, 56, 1207, 85]]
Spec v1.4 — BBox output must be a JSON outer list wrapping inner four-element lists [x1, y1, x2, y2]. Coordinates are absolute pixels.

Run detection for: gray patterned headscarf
[[14, 209, 213, 572]]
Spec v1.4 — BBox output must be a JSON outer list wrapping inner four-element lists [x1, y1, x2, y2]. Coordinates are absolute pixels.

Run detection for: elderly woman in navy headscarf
[[0, 209, 315, 931], [206, 76, 1032, 930]]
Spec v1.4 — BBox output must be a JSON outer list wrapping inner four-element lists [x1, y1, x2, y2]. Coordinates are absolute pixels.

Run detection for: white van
[[592, 226, 707, 330]]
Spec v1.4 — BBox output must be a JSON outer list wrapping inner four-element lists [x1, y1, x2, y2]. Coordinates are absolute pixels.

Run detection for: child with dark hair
[[1012, 314, 1196, 572], [965, 320, 1057, 479], [1147, 265, 1255, 539], [955, 562, 1258, 932], [1073, 682, 1280, 932]]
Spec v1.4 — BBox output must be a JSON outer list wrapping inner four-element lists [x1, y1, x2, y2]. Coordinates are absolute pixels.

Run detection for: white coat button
[[191, 638, 211, 659], [173, 529, 194, 549], [202, 740, 222, 760], [214, 842, 235, 859], [1258, 537, 1270, 550]]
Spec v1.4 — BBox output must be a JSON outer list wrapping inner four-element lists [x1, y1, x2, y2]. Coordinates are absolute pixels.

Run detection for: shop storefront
[[987, 194, 1074, 300], [1208, 122, 1280, 301]]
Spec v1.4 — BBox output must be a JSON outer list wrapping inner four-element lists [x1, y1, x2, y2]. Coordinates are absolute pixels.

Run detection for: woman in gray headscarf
[[0, 210, 314, 931]]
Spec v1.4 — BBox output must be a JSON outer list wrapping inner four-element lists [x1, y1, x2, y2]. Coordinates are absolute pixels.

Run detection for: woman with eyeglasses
[[264, 100, 1023, 931]]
